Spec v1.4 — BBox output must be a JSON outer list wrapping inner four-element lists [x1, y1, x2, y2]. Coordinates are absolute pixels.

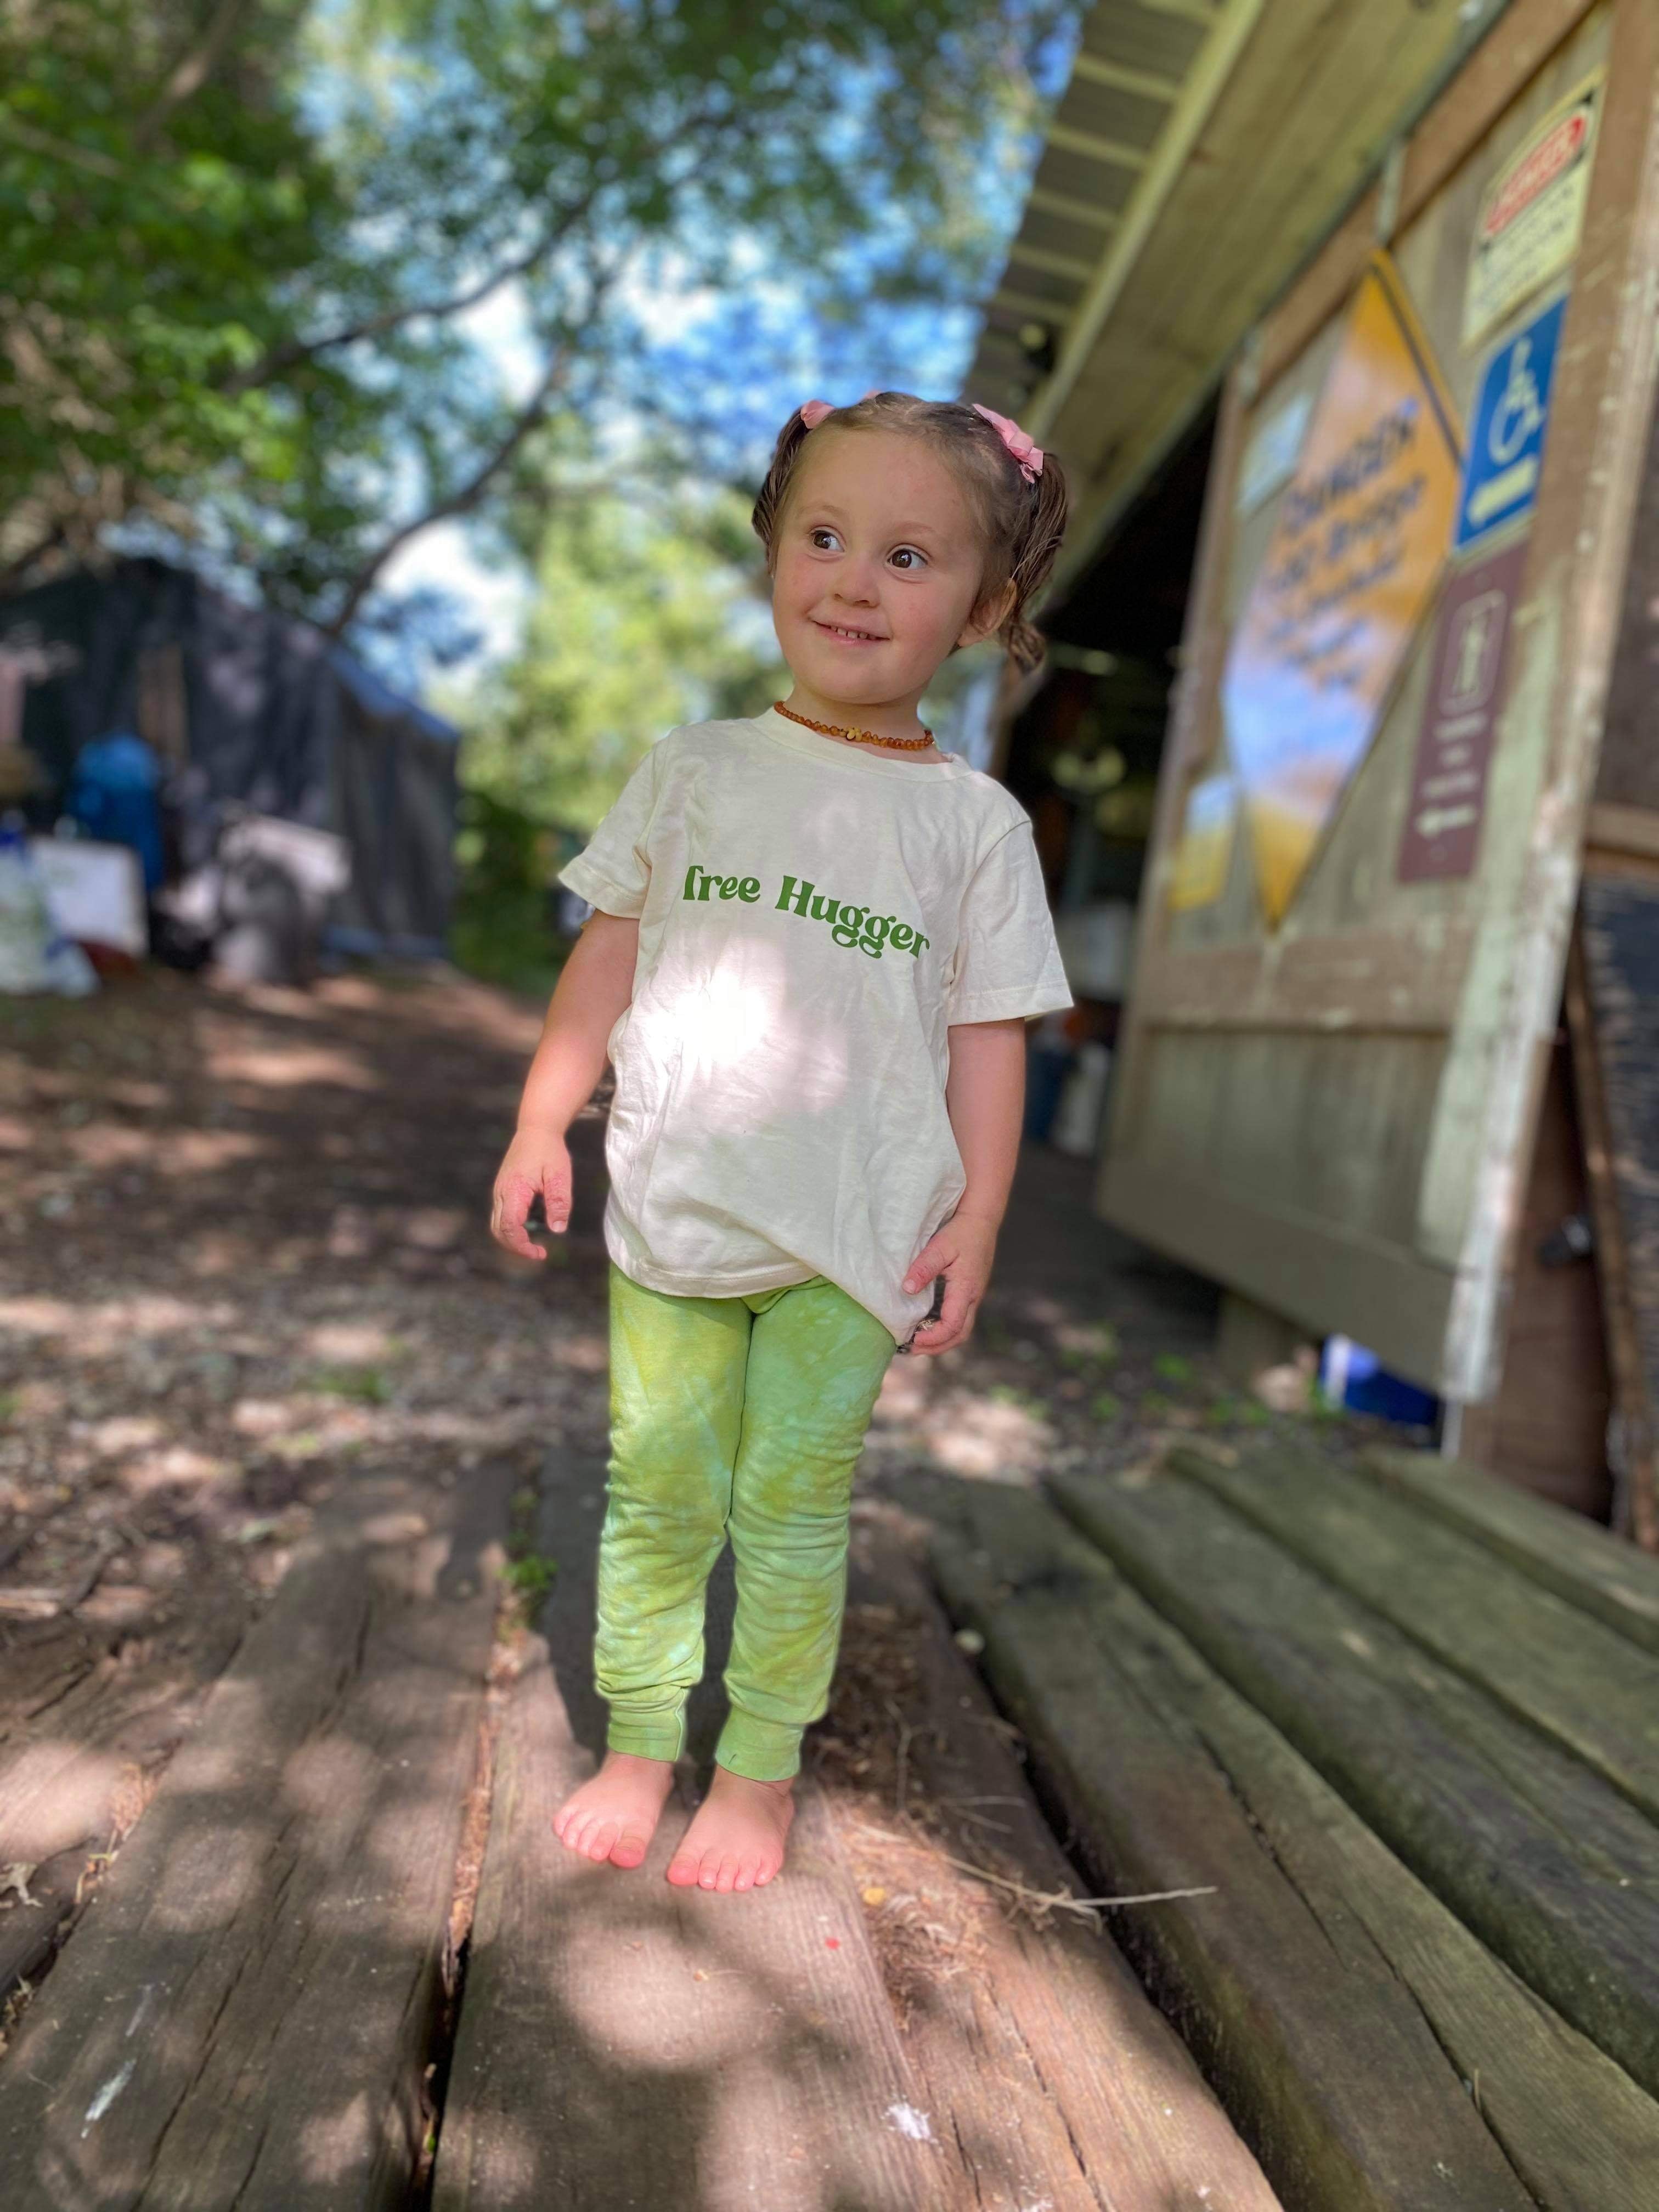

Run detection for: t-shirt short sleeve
[[945, 818, 1074, 1025], [555, 741, 668, 918]]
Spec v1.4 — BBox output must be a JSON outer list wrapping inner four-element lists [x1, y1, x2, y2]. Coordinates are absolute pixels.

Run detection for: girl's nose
[[834, 562, 881, 605]]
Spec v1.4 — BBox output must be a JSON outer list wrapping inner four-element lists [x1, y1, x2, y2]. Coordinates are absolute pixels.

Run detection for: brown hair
[[750, 390, 1070, 674]]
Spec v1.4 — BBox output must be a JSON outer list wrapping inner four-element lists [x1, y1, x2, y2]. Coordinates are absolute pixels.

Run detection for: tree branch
[[132, 0, 252, 151], [219, 219, 570, 396], [222, 95, 731, 394], [0, 116, 124, 180], [321, 341, 577, 639]]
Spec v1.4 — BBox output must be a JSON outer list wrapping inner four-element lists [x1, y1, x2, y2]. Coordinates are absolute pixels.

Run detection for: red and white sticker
[[1464, 72, 1602, 348]]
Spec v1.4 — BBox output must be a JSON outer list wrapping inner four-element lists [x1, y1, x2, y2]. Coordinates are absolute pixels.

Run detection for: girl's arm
[[902, 1015, 1025, 1355], [490, 910, 640, 1260]]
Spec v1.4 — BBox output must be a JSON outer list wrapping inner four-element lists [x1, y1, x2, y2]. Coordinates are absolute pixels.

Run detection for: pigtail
[[751, 407, 822, 565], [997, 454, 1070, 673]]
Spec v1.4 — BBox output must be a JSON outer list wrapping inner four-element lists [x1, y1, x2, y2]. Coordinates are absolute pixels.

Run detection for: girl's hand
[[902, 1214, 997, 1356], [490, 1128, 572, 1260]]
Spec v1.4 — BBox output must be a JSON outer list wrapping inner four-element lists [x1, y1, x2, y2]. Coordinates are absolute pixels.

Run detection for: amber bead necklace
[[772, 698, 936, 752]]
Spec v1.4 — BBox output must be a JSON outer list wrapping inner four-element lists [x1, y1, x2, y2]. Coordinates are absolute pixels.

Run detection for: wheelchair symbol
[[1487, 338, 1545, 467]]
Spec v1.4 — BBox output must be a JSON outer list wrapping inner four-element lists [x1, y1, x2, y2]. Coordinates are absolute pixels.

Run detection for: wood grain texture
[[1575, 874, 1659, 1548], [1357, 1443, 1659, 1652], [0, 1558, 249, 2004], [1258, 0, 1606, 390], [1048, 1460, 1659, 2100], [1566, 912, 1657, 1544], [1097, 1154, 1454, 1386], [931, 1479, 1659, 2212], [830, 1515, 1283, 2212], [1453, 1035, 1614, 1516], [431, 1646, 931, 2212], [434, 1456, 1279, 2212], [1163, 1440, 1658, 1820], [929, 1486, 1543, 2212], [0, 1461, 514, 2211]]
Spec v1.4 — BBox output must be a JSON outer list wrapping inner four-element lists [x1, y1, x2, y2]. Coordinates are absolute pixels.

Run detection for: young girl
[[490, 389, 1073, 1895]]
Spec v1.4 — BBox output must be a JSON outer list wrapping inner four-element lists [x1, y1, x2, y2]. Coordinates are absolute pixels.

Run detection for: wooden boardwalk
[[7, 1389, 1657, 2209], [0, 1442, 1278, 2211], [932, 1441, 1659, 2212]]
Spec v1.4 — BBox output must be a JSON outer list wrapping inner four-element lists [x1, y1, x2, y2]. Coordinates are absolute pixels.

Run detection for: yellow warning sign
[[1221, 255, 1462, 926]]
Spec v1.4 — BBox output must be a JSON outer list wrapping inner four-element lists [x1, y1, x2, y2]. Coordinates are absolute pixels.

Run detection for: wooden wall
[[1099, 0, 1659, 1409]]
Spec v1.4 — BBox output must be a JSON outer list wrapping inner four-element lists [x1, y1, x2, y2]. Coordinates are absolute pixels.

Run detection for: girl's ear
[[956, 579, 1017, 651]]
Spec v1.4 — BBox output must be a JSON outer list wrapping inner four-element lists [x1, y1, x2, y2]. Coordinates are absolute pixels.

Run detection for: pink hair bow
[[798, 388, 883, 428], [972, 403, 1043, 483]]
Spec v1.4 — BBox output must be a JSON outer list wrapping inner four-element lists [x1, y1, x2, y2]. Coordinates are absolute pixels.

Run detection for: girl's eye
[[809, 527, 841, 551], [890, 546, 927, 571]]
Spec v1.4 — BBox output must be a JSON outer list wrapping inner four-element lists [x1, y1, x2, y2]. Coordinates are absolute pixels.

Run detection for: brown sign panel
[[1397, 535, 1530, 882]]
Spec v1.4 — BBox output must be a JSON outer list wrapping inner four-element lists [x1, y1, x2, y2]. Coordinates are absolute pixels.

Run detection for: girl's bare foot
[[665, 1765, 795, 1892], [552, 1751, 675, 1868]]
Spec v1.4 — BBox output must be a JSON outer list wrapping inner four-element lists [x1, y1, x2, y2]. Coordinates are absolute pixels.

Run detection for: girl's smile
[[813, 617, 889, 645]]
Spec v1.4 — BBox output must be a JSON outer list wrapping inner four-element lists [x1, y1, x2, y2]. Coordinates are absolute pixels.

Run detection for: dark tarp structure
[[0, 555, 460, 955]]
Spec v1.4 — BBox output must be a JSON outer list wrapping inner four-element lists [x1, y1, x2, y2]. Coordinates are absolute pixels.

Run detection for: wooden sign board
[[1100, 0, 1659, 1425]]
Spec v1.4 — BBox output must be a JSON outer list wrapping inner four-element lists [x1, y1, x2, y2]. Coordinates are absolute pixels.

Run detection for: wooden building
[[967, 0, 1659, 1542]]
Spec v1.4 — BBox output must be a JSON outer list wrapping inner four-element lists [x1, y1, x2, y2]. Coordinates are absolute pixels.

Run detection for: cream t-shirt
[[557, 705, 1074, 1344]]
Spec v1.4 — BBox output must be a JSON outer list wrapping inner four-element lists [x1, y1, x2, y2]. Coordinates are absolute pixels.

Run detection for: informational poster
[[1454, 294, 1565, 551], [1463, 72, 1602, 347], [1221, 255, 1463, 926], [1167, 771, 1239, 911], [1398, 535, 1529, 882], [1235, 389, 1313, 517]]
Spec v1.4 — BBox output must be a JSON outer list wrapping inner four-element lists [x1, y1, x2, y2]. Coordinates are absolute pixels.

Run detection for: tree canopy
[[3, 0, 1064, 646]]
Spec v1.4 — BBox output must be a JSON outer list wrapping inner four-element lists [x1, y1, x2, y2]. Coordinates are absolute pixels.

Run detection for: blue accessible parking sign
[[1454, 293, 1567, 552]]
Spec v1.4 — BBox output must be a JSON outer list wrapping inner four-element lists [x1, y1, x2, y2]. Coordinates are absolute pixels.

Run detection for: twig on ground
[[843, 1817, 1216, 1930]]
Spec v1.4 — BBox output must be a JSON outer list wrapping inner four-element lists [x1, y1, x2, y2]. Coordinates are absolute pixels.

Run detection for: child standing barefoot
[[490, 390, 1072, 1893]]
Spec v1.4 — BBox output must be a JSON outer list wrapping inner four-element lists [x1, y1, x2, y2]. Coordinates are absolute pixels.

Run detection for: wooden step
[[0, 1462, 514, 2211], [929, 1477, 1659, 2212], [930, 1484, 1550, 2212], [827, 1508, 1283, 2212], [433, 1458, 1283, 2212], [1357, 1444, 1659, 1655], [1048, 1462, 1659, 2105], [1164, 1439, 1659, 1825], [430, 1637, 932, 2211]]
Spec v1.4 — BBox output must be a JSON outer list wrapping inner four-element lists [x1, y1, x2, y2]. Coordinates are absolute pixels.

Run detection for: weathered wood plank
[[1048, 1463, 1659, 2101], [433, 1449, 934, 2211], [430, 1624, 932, 2202], [1163, 1440, 1659, 1822], [1356, 1443, 1659, 1655], [932, 1480, 1659, 2212], [1576, 873, 1659, 1548], [0, 1555, 250, 2005], [827, 1508, 1284, 2212], [0, 1462, 513, 2210], [437, 1457, 1280, 2211], [928, 1486, 1538, 2212]]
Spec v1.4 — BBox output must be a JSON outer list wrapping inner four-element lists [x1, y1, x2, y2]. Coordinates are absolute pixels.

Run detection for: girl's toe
[[714, 1855, 738, 1893]]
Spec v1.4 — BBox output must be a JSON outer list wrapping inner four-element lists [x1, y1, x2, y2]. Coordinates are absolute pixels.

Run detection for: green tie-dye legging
[[596, 1262, 896, 1782]]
